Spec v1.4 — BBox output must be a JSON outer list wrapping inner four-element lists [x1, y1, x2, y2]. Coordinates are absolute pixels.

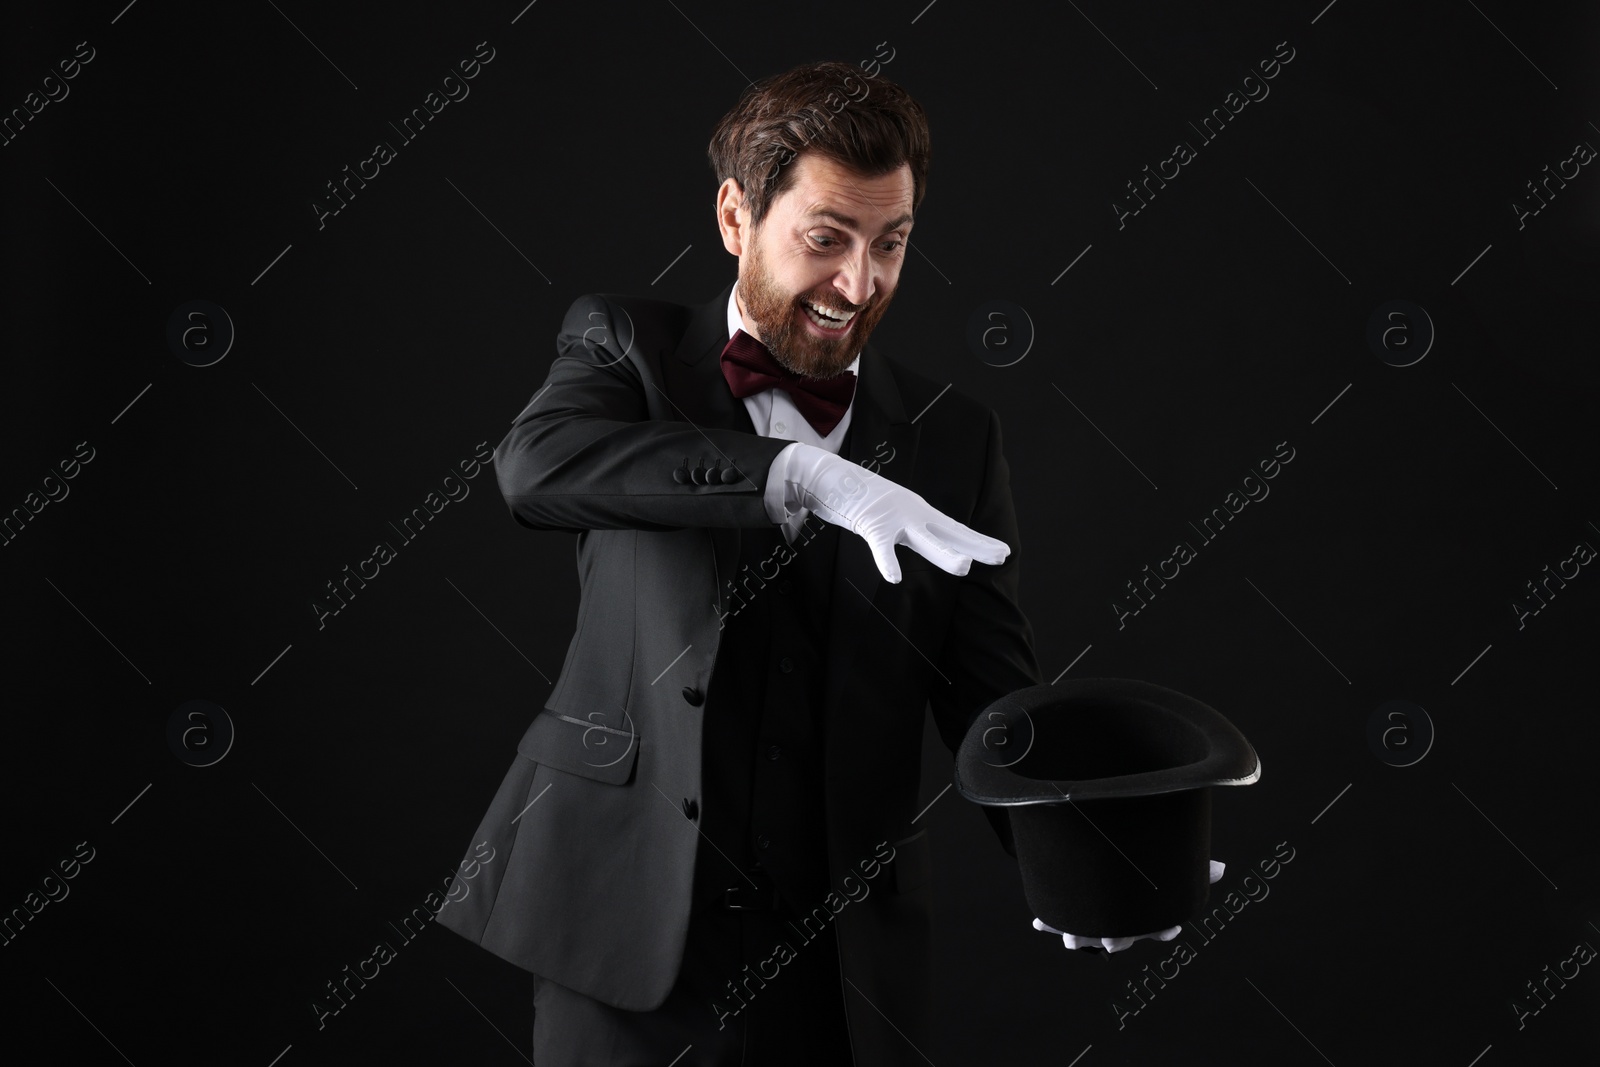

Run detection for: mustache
[[800, 295, 867, 314]]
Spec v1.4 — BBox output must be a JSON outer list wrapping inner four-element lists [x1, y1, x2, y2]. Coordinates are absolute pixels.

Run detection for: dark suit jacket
[[439, 278, 1041, 1062]]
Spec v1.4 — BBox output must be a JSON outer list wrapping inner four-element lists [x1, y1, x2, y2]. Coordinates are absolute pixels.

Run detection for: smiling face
[[716, 152, 914, 380]]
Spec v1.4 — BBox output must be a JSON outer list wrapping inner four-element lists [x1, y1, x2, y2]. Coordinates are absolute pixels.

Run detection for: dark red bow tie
[[719, 329, 857, 438]]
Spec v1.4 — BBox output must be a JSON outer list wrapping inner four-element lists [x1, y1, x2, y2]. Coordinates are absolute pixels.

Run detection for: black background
[[3, 1, 1598, 1064]]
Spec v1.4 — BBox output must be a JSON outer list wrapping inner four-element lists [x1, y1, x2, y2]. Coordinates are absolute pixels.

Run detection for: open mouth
[[798, 299, 856, 335]]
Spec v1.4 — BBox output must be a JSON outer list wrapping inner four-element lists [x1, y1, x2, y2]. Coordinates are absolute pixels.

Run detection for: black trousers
[[530, 864, 855, 1066]]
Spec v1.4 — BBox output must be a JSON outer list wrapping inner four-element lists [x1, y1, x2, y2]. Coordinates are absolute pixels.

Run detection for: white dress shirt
[[726, 283, 861, 543]]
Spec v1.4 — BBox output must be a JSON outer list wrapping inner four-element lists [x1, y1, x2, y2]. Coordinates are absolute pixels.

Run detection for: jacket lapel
[[669, 280, 923, 701]]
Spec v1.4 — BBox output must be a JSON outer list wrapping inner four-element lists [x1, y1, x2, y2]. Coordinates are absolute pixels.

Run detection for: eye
[[808, 233, 838, 249], [880, 239, 904, 253]]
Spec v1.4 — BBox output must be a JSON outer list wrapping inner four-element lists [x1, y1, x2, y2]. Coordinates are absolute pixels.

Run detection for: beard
[[737, 237, 897, 380]]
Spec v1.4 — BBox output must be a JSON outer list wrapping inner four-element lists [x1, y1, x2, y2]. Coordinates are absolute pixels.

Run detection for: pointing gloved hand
[[1033, 861, 1226, 953], [769, 441, 1009, 583]]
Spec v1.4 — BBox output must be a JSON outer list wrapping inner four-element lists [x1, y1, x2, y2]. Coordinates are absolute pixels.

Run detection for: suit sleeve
[[495, 294, 794, 533], [926, 408, 1044, 857]]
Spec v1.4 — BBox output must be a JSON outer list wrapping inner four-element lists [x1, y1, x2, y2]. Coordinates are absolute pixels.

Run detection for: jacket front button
[[681, 685, 704, 706], [720, 466, 741, 484], [757, 834, 771, 850], [683, 798, 699, 821], [672, 465, 690, 484], [778, 656, 794, 673]]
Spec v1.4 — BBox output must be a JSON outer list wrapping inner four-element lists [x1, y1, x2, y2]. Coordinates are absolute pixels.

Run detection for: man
[[439, 60, 1043, 1065]]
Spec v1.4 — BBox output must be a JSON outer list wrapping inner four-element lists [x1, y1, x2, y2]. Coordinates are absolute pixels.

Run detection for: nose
[[834, 248, 884, 310]]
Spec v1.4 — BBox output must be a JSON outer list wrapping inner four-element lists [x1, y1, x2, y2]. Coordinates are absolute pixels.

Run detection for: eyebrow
[[803, 207, 913, 235]]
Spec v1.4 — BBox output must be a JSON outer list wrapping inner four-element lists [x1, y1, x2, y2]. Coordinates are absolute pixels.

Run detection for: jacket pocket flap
[[516, 708, 639, 785]]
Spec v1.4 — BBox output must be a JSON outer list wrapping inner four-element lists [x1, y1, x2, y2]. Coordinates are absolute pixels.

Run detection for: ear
[[716, 177, 749, 257]]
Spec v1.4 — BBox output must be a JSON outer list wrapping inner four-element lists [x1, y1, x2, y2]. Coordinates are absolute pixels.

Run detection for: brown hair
[[707, 59, 931, 231]]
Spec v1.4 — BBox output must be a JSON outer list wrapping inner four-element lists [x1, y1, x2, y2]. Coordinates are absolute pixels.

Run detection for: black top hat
[[954, 678, 1260, 938]]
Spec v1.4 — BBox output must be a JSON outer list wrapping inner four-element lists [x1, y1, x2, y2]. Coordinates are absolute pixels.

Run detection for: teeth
[[804, 300, 854, 323], [804, 305, 849, 330]]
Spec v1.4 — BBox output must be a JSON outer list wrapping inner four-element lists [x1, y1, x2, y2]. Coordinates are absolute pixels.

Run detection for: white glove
[[1033, 861, 1226, 953], [769, 441, 1009, 583]]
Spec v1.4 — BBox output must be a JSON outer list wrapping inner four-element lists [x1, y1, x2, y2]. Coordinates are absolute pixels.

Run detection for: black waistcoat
[[700, 492, 844, 914]]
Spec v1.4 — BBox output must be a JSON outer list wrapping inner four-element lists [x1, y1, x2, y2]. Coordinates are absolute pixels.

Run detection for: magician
[[437, 57, 1100, 1066]]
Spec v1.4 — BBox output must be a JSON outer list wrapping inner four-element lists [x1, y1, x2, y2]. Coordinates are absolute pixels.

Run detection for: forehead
[[775, 152, 914, 229]]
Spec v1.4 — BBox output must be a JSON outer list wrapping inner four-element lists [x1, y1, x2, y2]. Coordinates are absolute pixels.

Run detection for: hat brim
[[955, 677, 1260, 807]]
